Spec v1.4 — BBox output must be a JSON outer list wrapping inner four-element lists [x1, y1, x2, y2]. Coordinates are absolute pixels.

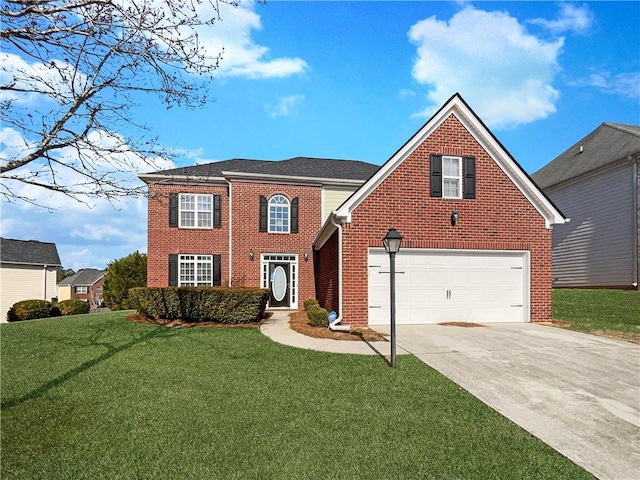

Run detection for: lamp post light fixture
[[382, 227, 403, 367]]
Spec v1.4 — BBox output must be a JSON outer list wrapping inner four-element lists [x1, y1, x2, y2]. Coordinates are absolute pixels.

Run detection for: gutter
[[226, 179, 233, 287], [327, 215, 350, 332]]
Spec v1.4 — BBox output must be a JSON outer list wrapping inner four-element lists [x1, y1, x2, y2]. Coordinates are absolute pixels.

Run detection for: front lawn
[[552, 289, 640, 343], [1, 312, 591, 479]]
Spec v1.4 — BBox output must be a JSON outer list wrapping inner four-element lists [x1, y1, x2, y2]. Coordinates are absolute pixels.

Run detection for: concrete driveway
[[391, 323, 640, 480]]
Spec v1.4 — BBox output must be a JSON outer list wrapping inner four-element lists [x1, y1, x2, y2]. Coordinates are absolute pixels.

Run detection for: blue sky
[[1, 0, 639, 271]]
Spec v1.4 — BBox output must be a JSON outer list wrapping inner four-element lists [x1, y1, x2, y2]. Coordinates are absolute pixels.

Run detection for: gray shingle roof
[[0, 238, 62, 266], [149, 157, 379, 181], [532, 122, 640, 190], [58, 268, 105, 286]]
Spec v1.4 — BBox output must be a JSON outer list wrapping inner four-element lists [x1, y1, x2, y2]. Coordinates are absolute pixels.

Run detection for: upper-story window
[[430, 155, 476, 200], [442, 156, 462, 199], [269, 195, 290, 233], [169, 193, 221, 229], [259, 195, 299, 234], [75, 286, 88, 294], [180, 194, 212, 228]]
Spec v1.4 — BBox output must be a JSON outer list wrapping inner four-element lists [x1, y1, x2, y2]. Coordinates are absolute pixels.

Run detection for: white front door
[[368, 249, 529, 325]]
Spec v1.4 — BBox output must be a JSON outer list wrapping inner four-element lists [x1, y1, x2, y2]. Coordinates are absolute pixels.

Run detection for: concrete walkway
[[261, 313, 640, 480]]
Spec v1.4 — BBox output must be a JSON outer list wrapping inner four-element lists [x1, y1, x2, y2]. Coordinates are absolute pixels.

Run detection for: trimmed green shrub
[[129, 287, 269, 324], [307, 307, 329, 328], [57, 299, 91, 316], [303, 299, 320, 311], [6, 299, 61, 323]]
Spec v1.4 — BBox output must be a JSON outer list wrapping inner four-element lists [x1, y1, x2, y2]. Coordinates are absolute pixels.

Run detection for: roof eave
[[221, 171, 367, 187]]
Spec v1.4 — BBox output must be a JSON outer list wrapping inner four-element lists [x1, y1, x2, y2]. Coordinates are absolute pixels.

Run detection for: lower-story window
[[179, 255, 213, 286], [168, 253, 221, 286]]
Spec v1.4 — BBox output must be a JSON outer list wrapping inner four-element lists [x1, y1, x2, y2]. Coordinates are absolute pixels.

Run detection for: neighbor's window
[[75, 286, 88, 294], [443, 156, 462, 199], [179, 194, 212, 228], [269, 195, 290, 233], [179, 255, 213, 286]]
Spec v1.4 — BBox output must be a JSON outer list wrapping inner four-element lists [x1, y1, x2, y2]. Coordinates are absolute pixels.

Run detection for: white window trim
[[179, 193, 213, 229], [268, 195, 290, 234], [442, 155, 462, 199], [75, 286, 88, 294], [178, 254, 214, 286]]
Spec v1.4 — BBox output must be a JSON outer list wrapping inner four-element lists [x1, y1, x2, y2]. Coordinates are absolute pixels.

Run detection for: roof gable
[[58, 268, 105, 286], [314, 93, 565, 246], [0, 237, 62, 266], [532, 122, 640, 190]]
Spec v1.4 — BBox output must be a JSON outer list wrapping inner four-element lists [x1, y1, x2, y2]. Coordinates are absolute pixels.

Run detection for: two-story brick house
[[140, 158, 379, 310], [141, 93, 566, 327]]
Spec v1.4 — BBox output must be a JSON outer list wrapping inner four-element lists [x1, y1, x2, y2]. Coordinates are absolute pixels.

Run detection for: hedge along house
[[313, 94, 567, 328], [139, 158, 379, 310]]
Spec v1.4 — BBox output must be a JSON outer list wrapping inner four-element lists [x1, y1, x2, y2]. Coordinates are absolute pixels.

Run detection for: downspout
[[328, 216, 350, 332], [43, 265, 48, 301], [632, 156, 638, 288], [226, 179, 233, 287]]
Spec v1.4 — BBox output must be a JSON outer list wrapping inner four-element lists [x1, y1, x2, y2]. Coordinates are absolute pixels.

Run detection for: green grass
[[552, 289, 640, 343], [2, 312, 591, 479]]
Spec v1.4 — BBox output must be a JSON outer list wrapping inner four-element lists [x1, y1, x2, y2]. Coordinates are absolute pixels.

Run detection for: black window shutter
[[430, 155, 442, 197], [291, 197, 299, 234], [463, 156, 476, 199], [259, 196, 268, 232], [169, 193, 178, 227], [213, 195, 221, 228], [168, 254, 178, 286], [213, 255, 221, 286]]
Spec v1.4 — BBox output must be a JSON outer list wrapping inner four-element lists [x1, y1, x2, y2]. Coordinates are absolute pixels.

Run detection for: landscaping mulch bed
[[126, 313, 264, 329], [126, 311, 388, 342], [288, 311, 388, 342]]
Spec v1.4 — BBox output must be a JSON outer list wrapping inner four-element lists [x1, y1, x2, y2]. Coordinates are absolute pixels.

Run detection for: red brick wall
[[339, 114, 553, 327], [146, 181, 322, 309], [230, 182, 321, 307], [147, 183, 230, 287], [314, 229, 339, 313]]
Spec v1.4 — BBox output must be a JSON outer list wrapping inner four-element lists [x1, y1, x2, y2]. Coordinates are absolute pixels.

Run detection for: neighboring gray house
[[0, 237, 63, 320], [57, 268, 106, 307], [532, 122, 640, 289]]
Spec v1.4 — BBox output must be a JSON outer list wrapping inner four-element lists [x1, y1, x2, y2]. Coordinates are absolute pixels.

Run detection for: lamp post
[[382, 227, 403, 367]]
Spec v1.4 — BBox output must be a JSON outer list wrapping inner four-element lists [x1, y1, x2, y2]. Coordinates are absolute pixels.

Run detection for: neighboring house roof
[[315, 93, 567, 248], [0, 237, 62, 267], [58, 268, 105, 287], [139, 157, 379, 186], [532, 122, 640, 190]]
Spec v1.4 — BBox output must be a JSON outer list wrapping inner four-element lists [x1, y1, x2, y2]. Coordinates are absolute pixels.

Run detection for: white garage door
[[368, 249, 529, 325]]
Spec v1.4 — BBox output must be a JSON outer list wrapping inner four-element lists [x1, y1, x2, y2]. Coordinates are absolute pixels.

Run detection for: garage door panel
[[368, 249, 528, 325]]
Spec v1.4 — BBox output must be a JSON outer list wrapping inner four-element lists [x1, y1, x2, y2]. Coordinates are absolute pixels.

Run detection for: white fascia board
[[454, 110, 566, 228], [334, 94, 566, 229], [137, 173, 227, 186], [221, 171, 366, 187], [312, 212, 344, 249], [334, 96, 460, 222]]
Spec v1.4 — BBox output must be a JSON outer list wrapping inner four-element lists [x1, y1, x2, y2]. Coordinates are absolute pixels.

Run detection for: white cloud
[[194, 1, 308, 79], [408, 5, 563, 128], [265, 94, 305, 118], [528, 3, 594, 34], [570, 71, 640, 99], [398, 89, 417, 100]]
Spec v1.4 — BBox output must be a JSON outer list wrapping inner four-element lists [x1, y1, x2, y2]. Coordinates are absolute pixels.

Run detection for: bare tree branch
[[1, 0, 252, 206]]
